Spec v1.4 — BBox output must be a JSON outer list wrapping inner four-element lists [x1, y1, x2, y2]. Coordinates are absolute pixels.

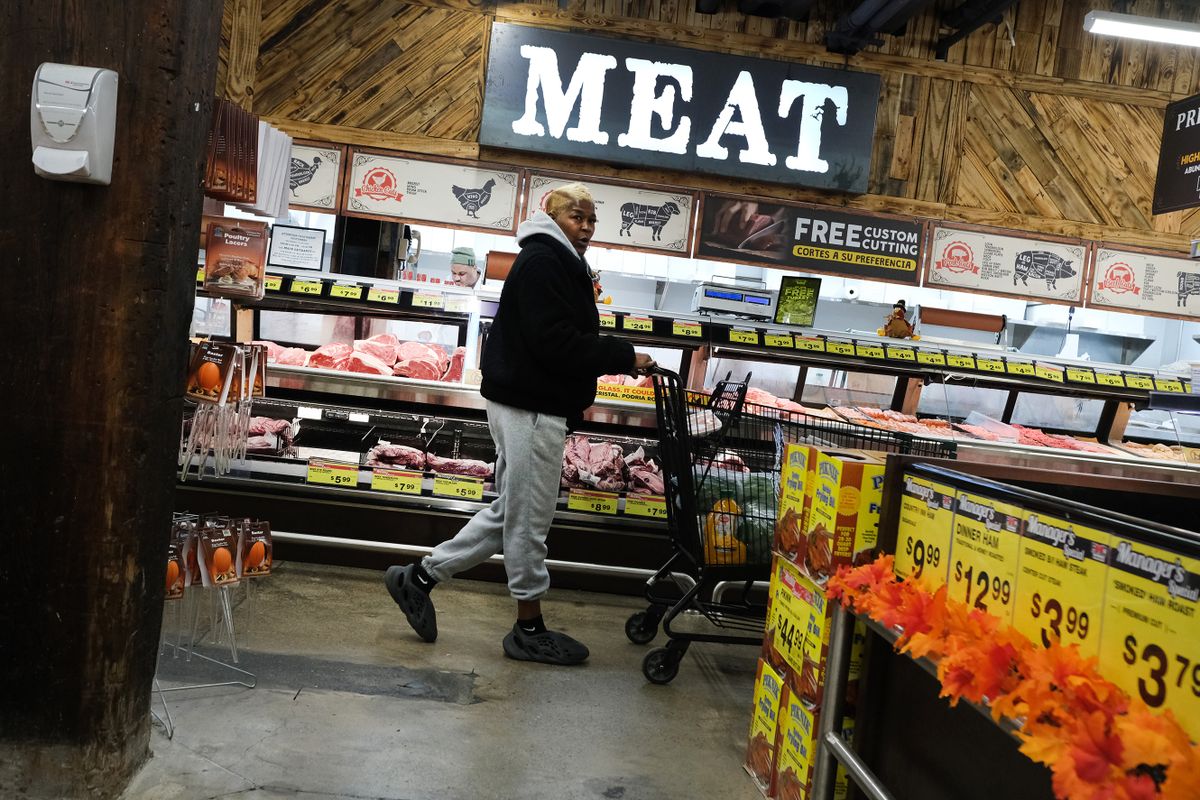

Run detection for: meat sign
[[481, 23, 881, 193], [1090, 247, 1200, 320], [926, 225, 1086, 303]]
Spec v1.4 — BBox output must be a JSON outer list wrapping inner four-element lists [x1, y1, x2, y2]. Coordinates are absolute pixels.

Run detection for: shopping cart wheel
[[642, 645, 683, 685], [624, 609, 661, 645]]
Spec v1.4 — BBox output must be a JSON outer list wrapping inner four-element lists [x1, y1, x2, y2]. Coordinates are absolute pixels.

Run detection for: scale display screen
[[704, 288, 744, 302], [744, 294, 772, 305]]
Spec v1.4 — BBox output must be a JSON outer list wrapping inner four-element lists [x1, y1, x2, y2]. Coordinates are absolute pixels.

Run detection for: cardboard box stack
[[745, 443, 880, 799]]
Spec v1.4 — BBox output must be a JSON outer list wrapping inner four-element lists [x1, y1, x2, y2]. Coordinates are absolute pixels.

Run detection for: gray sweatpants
[[422, 400, 567, 602]]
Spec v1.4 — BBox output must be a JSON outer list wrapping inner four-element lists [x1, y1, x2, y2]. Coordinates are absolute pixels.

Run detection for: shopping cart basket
[[632, 369, 956, 684]]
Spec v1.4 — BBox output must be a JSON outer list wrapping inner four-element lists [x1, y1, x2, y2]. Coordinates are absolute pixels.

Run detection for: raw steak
[[306, 342, 353, 370], [442, 347, 467, 382], [354, 335, 398, 366], [365, 443, 426, 470], [253, 340, 283, 362], [426, 453, 493, 479], [560, 435, 627, 491], [393, 359, 443, 381], [345, 350, 392, 376], [395, 341, 450, 375], [248, 417, 292, 437], [276, 347, 308, 366], [624, 447, 665, 495]]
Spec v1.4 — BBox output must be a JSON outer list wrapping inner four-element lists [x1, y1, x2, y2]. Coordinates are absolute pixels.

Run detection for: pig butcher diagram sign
[[927, 226, 1085, 303]]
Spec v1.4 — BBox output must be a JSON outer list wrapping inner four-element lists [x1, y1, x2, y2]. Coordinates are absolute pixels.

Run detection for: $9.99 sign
[[1098, 538, 1200, 739], [894, 473, 955, 587]]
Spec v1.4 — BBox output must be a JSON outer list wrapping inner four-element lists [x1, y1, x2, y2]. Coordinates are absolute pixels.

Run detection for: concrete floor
[[124, 562, 762, 800]]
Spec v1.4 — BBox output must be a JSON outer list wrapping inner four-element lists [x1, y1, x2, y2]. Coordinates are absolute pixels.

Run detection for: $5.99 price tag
[[432, 475, 484, 501], [1012, 512, 1110, 658], [306, 458, 358, 487], [567, 489, 619, 515], [1099, 538, 1200, 740], [894, 474, 954, 587]]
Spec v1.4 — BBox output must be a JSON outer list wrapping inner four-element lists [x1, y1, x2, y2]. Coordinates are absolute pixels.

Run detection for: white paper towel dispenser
[[31, 63, 118, 185]]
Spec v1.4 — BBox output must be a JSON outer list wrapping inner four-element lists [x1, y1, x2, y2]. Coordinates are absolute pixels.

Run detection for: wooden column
[[0, 1, 221, 798]]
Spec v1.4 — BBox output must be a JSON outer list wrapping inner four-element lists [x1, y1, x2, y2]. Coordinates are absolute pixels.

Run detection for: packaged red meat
[[353, 334, 399, 366], [365, 442, 426, 470], [442, 347, 467, 383], [954, 423, 1002, 441], [426, 453, 494, 479], [562, 435, 628, 491], [745, 387, 780, 408], [345, 350, 392, 375], [275, 347, 308, 366], [306, 342, 354, 370]]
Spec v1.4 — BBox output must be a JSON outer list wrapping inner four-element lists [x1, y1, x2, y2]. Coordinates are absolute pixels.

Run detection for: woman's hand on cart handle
[[632, 352, 657, 376]]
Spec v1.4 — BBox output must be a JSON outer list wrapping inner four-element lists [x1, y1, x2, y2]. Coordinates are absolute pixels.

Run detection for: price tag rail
[[199, 272, 475, 320]]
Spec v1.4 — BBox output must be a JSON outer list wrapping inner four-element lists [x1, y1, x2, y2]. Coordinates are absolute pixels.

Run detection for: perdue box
[[746, 658, 786, 797], [774, 444, 817, 566], [802, 449, 886, 586]]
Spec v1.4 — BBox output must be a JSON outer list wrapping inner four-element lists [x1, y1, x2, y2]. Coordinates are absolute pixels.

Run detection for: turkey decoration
[[451, 179, 495, 218]]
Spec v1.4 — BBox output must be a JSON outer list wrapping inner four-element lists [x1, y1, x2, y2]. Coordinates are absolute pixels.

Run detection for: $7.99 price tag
[[371, 468, 422, 495], [306, 458, 358, 487], [624, 494, 667, 518]]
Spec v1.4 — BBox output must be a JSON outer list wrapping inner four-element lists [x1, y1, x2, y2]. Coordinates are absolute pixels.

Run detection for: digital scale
[[692, 282, 777, 320]]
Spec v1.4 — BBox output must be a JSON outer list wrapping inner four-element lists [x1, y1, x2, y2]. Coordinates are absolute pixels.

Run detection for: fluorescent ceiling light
[[1084, 11, 1200, 47]]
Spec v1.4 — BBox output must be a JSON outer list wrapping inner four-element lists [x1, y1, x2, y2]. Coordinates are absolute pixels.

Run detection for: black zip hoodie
[[480, 212, 635, 426]]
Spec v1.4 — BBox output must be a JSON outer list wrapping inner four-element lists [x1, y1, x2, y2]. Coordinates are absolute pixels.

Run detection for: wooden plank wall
[[225, 0, 1200, 251]]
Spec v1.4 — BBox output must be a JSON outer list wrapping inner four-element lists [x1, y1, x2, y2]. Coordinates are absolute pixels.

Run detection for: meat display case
[[184, 266, 1199, 589]]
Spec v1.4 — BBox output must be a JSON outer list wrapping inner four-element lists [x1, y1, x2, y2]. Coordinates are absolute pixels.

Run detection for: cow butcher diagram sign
[[288, 142, 343, 211], [1090, 247, 1200, 320], [344, 150, 520, 233], [526, 174, 695, 255], [927, 225, 1086, 303]]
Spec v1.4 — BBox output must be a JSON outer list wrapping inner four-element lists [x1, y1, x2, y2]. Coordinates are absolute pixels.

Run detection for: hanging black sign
[[696, 194, 922, 285], [1153, 92, 1200, 215], [480, 23, 881, 194]]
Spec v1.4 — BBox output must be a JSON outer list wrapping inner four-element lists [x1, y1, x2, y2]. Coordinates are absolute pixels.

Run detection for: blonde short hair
[[544, 182, 594, 218]]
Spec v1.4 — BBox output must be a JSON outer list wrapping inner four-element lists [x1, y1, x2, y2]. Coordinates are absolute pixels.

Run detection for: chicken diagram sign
[[1090, 247, 1200, 320], [526, 174, 695, 255], [927, 225, 1086, 304], [288, 142, 343, 211], [344, 150, 520, 233]]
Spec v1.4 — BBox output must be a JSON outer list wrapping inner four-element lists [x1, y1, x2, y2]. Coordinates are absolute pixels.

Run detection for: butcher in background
[[385, 182, 655, 665], [449, 247, 480, 289]]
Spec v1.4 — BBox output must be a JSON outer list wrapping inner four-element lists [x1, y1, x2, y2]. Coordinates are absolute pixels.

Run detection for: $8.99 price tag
[[567, 489, 619, 515], [306, 458, 358, 487], [894, 474, 954, 587], [1099, 538, 1200, 740]]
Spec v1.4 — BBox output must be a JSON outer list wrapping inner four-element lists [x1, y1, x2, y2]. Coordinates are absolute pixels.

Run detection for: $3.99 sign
[[1099, 538, 1200, 739], [894, 474, 954, 587], [949, 492, 1021, 622]]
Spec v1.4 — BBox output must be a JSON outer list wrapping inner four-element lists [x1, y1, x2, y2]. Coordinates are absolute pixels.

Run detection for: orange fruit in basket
[[211, 546, 232, 577], [246, 540, 266, 569], [198, 361, 221, 391]]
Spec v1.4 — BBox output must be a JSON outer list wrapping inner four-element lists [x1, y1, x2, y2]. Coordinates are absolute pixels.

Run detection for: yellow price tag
[[1095, 371, 1125, 387], [412, 292, 445, 310], [330, 283, 363, 300], [917, 350, 946, 366], [196, 266, 206, 283], [1012, 513, 1110, 658], [1154, 378, 1185, 393], [1035, 364, 1064, 383], [371, 468, 422, 495], [567, 489, 619, 515], [976, 357, 1005, 373], [855, 343, 886, 359], [599, 313, 616, 329], [432, 475, 484, 500], [1099, 539, 1200, 740], [895, 474, 955, 588], [729, 329, 760, 345], [624, 494, 668, 518], [765, 333, 794, 348], [264, 275, 283, 292], [367, 287, 400, 304], [290, 279, 323, 296], [1124, 373, 1154, 391], [672, 320, 702, 338], [623, 316, 653, 333], [1006, 361, 1035, 376], [886, 345, 916, 361], [444, 296, 470, 314], [946, 354, 976, 370], [949, 492, 1022, 624], [1066, 368, 1096, 384], [306, 458, 358, 487], [826, 340, 855, 356], [795, 337, 826, 352]]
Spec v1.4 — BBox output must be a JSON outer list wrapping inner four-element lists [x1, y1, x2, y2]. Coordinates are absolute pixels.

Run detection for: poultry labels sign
[[344, 150, 520, 233], [481, 23, 881, 193], [288, 143, 342, 211], [526, 173, 695, 255]]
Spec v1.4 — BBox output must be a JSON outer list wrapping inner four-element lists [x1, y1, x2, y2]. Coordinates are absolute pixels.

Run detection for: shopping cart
[[630, 368, 957, 684]]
